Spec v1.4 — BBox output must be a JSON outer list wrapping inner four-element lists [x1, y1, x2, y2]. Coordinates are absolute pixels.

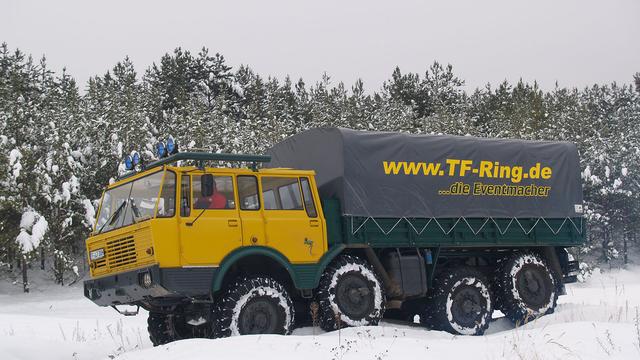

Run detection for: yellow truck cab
[[87, 164, 327, 278], [86, 129, 583, 345], [85, 152, 330, 332]]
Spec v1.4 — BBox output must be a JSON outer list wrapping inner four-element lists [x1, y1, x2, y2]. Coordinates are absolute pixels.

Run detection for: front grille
[[106, 235, 137, 269], [94, 258, 107, 269], [88, 225, 155, 277]]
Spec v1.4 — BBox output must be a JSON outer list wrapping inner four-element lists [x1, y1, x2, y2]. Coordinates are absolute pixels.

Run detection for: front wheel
[[421, 267, 493, 335], [147, 310, 211, 346], [213, 276, 295, 337]]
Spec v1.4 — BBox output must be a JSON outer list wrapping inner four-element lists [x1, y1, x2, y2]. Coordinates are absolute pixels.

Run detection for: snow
[[9, 148, 22, 165], [66, 155, 76, 169], [9, 148, 23, 178], [1, 267, 640, 360], [114, 141, 123, 157], [11, 162, 22, 178], [82, 199, 96, 228], [31, 216, 49, 248], [19, 210, 37, 230], [69, 175, 80, 194], [15, 230, 35, 253], [61, 182, 71, 202], [613, 178, 622, 189], [16, 210, 48, 253]]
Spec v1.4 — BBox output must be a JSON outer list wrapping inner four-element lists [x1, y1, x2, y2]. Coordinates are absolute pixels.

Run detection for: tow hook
[[111, 305, 140, 316]]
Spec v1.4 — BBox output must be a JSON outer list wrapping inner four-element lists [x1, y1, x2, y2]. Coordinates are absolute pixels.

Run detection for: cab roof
[[108, 151, 315, 190]]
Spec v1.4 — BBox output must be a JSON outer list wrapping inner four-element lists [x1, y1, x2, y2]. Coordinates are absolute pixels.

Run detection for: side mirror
[[201, 174, 214, 197]]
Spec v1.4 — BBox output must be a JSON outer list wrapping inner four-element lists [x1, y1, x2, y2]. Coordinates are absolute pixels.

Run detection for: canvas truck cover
[[266, 128, 584, 219]]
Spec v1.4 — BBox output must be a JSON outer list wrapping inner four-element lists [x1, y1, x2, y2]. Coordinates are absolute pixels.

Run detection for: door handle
[[228, 219, 239, 227], [309, 219, 319, 227]]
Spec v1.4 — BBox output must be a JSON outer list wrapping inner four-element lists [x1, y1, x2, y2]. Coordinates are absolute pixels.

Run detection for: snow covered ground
[[1, 267, 639, 360]]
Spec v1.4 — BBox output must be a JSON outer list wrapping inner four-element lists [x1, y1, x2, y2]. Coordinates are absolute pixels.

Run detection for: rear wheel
[[421, 267, 492, 335], [316, 254, 385, 331], [147, 310, 211, 346], [497, 252, 557, 325], [213, 276, 295, 337]]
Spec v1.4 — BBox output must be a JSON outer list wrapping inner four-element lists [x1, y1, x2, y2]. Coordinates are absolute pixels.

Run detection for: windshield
[[95, 170, 176, 233]]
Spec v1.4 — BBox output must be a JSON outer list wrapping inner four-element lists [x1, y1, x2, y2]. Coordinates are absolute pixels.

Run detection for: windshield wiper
[[130, 199, 141, 224], [98, 199, 128, 233]]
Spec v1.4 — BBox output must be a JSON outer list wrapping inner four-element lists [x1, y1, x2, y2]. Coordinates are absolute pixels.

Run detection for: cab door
[[236, 175, 266, 247], [179, 172, 242, 266], [260, 176, 325, 263]]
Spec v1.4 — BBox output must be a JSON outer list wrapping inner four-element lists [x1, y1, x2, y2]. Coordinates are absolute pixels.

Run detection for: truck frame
[[85, 148, 583, 344]]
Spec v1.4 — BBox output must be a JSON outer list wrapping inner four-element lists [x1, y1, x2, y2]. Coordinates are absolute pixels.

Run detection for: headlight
[[140, 272, 153, 288], [90, 248, 105, 261]]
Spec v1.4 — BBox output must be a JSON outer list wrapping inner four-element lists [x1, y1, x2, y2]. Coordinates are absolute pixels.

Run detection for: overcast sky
[[2, 0, 639, 92]]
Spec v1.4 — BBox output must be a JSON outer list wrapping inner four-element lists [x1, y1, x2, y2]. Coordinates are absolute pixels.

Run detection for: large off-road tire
[[420, 267, 492, 335], [147, 311, 211, 346], [213, 276, 295, 337], [497, 251, 557, 325], [317, 254, 385, 331]]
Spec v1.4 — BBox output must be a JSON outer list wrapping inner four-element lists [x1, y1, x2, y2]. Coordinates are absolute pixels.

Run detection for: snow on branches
[[16, 209, 48, 254]]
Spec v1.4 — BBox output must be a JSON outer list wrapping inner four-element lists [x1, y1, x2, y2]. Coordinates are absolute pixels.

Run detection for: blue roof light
[[124, 155, 133, 170], [132, 151, 140, 165], [166, 137, 177, 154], [156, 142, 167, 158]]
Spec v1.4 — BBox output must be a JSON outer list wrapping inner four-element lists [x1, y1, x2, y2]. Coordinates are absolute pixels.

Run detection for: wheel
[[147, 310, 211, 346], [497, 252, 557, 325], [213, 276, 295, 337], [420, 267, 492, 335], [316, 254, 385, 331]]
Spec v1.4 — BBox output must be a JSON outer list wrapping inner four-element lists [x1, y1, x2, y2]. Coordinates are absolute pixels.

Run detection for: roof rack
[[119, 152, 272, 180]]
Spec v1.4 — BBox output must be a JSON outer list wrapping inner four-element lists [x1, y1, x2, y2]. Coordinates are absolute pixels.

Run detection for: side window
[[300, 177, 317, 218], [157, 171, 176, 217], [263, 189, 277, 210], [278, 183, 303, 210], [193, 175, 236, 210], [237, 176, 260, 210], [261, 177, 303, 210], [180, 175, 190, 217]]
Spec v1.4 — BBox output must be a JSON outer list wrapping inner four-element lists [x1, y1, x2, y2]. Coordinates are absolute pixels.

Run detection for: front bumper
[[84, 265, 170, 306], [84, 265, 217, 306]]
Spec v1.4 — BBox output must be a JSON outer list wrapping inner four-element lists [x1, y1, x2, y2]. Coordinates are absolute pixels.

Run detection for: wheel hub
[[335, 273, 374, 319], [238, 297, 280, 335], [450, 286, 485, 328], [461, 299, 480, 314], [516, 265, 551, 309], [524, 270, 541, 292], [347, 287, 370, 303]]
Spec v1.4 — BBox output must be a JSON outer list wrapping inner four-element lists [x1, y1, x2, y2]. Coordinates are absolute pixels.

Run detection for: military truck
[[84, 128, 583, 345]]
